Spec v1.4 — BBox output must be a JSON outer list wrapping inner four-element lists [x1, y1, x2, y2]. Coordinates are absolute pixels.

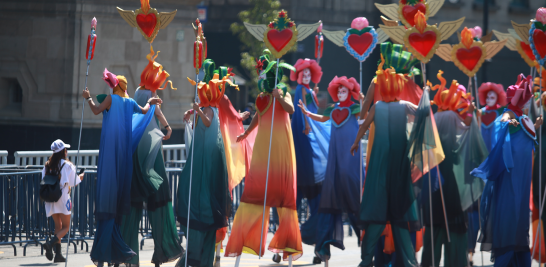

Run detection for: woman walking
[[41, 139, 84, 262]]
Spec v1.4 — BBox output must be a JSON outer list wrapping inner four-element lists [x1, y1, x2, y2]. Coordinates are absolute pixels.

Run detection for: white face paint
[[302, 68, 311, 85], [338, 86, 349, 102], [486, 91, 498, 107]]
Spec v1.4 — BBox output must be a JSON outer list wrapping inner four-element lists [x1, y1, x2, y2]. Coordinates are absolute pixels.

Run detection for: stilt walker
[[224, 11, 320, 267], [298, 75, 364, 266], [351, 48, 445, 267], [64, 17, 97, 267], [471, 74, 542, 266]]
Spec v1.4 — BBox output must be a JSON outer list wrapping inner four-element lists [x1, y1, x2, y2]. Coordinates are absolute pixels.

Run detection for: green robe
[[120, 88, 183, 266], [176, 107, 231, 267]]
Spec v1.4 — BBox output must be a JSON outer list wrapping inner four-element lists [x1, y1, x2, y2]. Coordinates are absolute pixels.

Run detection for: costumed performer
[[118, 47, 182, 267], [359, 42, 424, 266], [224, 49, 303, 261], [471, 74, 543, 266], [297, 75, 363, 264], [176, 71, 237, 267], [477, 82, 507, 151], [182, 59, 254, 266], [421, 71, 488, 267], [289, 58, 330, 249], [351, 53, 442, 267], [84, 69, 162, 266]]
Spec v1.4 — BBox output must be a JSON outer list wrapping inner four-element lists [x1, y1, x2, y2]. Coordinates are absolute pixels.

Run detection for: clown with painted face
[[418, 71, 488, 267], [297, 75, 364, 264], [471, 74, 543, 266], [289, 59, 330, 253], [477, 82, 507, 151]]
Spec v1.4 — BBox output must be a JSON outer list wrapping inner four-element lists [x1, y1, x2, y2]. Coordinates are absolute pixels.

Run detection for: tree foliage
[[230, 0, 293, 97]]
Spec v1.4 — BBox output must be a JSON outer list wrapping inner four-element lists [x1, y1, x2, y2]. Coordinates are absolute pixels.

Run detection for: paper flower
[[537, 7, 546, 24], [351, 17, 369, 31]]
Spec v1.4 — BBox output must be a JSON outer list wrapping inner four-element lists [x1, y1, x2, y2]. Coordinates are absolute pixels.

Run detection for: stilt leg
[[288, 255, 293, 267], [214, 243, 221, 267], [234, 255, 241, 267], [324, 258, 328, 267]]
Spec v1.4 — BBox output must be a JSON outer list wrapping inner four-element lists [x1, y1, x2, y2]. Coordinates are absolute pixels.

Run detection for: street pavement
[[0, 226, 536, 266]]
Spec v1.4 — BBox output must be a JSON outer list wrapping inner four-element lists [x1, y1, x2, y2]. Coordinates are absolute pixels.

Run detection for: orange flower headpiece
[[139, 46, 176, 92], [374, 54, 407, 103], [429, 70, 471, 114], [188, 73, 239, 108]]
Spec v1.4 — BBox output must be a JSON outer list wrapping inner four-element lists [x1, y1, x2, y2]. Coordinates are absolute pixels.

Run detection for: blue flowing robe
[[90, 94, 155, 264], [471, 111, 535, 266]]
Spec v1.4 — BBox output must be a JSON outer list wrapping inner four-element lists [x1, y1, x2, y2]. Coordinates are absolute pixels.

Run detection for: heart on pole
[[403, 26, 441, 63], [516, 41, 537, 67], [401, 4, 427, 27], [136, 13, 157, 37], [532, 29, 546, 59], [455, 47, 483, 71], [343, 27, 378, 62], [255, 93, 273, 116], [267, 29, 294, 52]]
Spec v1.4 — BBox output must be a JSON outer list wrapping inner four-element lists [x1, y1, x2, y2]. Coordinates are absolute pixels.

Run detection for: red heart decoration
[[136, 13, 157, 37], [532, 29, 546, 59], [267, 29, 293, 52], [408, 31, 437, 57], [347, 33, 374, 55], [481, 111, 497, 126], [402, 3, 427, 27], [331, 108, 349, 125], [520, 41, 536, 60], [455, 46, 483, 71], [256, 94, 272, 115]]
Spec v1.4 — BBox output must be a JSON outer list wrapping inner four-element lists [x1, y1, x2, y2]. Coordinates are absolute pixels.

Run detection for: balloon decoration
[[434, 27, 507, 77], [243, 10, 320, 58], [117, 0, 177, 43], [530, 8, 546, 66]]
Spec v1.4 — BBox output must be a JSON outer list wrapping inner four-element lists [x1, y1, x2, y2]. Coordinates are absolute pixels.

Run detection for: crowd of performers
[[79, 39, 546, 267]]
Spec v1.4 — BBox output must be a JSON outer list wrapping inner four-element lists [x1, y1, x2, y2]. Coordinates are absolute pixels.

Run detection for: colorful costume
[[225, 50, 302, 260], [421, 72, 488, 267], [471, 74, 536, 266], [305, 76, 362, 261], [289, 58, 330, 245], [176, 69, 238, 267], [90, 69, 156, 265], [478, 82, 507, 151], [359, 50, 444, 267], [119, 48, 182, 267]]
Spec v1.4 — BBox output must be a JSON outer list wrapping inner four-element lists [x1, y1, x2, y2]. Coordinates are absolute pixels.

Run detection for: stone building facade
[[0, 0, 541, 162]]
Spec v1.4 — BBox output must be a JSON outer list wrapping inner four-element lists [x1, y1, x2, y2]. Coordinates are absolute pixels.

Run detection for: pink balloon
[[351, 17, 369, 31], [473, 26, 482, 38], [537, 7, 546, 24]]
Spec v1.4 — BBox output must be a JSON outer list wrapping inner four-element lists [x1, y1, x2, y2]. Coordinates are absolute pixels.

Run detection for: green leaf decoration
[[348, 27, 372, 35], [350, 104, 361, 115], [379, 42, 420, 74], [278, 62, 295, 71], [203, 59, 216, 83], [263, 61, 277, 74]]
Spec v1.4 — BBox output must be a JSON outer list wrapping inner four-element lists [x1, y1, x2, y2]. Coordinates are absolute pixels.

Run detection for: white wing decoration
[[437, 17, 465, 41], [508, 28, 523, 41], [511, 21, 531, 44], [378, 25, 406, 44], [428, 0, 445, 17], [493, 30, 517, 51], [435, 44, 453, 62], [377, 28, 390, 44], [243, 22, 268, 41], [375, 3, 399, 21], [116, 7, 138, 28], [484, 39, 508, 60], [159, 10, 177, 30], [297, 21, 322, 41], [322, 29, 346, 47]]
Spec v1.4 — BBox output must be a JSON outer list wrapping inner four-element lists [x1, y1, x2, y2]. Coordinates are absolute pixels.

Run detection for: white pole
[[359, 60, 363, 203], [540, 64, 543, 266], [184, 71, 200, 267], [258, 58, 280, 259], [64, 62, 88, 267], [422, 63, 435, 267]]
